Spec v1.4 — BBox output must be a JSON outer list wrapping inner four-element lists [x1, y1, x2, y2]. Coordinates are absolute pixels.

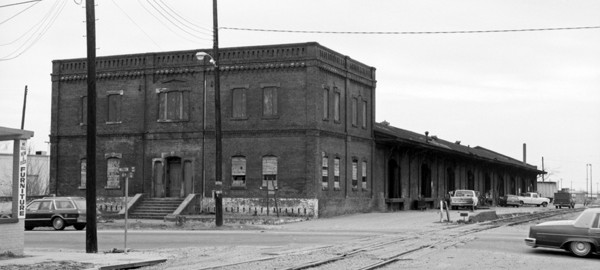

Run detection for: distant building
[[50, 42, 543, 217], [0, 152, 49, 196]]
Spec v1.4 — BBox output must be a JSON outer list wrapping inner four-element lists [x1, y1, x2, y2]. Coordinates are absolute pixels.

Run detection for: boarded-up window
[[80, 96, 87, 125], [323, 87, 329, 120], [362, 100, 367, 128], [321, 153, 328, 190], [107, 94, 122, 123], [334, 157, 340, 190], [351, 98, 358, 126], [263, 87, 278, 117], [232, 156, 246, 187], [362, 161, 367, 190], [262, 156, 277, 192], [333, 91, 340, 122], [232, 88, 247, 118], [106, 157, 121, 189], [352, 159, 358, 189], [80, 159, 86, 188], [158, 90, 190, 121]]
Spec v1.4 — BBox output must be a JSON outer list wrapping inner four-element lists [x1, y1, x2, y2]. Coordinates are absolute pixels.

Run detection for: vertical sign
[[18, 140, 28, 218]]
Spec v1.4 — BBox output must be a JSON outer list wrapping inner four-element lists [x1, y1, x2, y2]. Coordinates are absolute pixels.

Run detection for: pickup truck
[[553, 191, 575, 208], [517, 192, 550, 207], [449, 190, 479, 211]]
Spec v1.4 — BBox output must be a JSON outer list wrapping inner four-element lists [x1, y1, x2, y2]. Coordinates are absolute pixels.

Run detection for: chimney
[[523, 143, 526, 164]]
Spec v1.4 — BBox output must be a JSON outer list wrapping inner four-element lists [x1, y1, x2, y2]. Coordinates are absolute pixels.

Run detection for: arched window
[[351, 158, 358, 190], [334, 157, 341, 190], [79, 158, 86, 189], [361, 160, 367, 190]]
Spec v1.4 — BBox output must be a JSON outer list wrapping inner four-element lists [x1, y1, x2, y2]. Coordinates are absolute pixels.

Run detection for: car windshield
[[454, 191, 473, 197], [74, 199, 86, 210]]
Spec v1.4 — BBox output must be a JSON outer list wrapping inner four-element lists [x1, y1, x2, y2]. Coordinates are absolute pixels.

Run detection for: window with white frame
[[262, 156, 278, 190], [362, 160, 367, 190], [157, 89, 190, 121], [334, 157, 340, 190], [322, 153, 329, 190], [352, 159, 358, 190], [231, 156, 246, 187]]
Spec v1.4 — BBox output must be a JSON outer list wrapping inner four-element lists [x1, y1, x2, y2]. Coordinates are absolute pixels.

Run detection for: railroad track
[[195, 208, 583, 270]]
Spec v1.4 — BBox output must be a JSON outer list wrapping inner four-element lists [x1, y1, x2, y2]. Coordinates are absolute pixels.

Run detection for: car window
[[55, 200, 75, 209], [593, 214, 600, 229], [74, 199, 86, 209], [38, 200, 54, 211], [574, 210, 598, 228], [27, 201, 41, 211]]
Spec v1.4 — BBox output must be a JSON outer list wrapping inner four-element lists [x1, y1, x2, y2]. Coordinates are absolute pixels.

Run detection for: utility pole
[[21, 85, 27, 129], [212, 0, 223, 227], [85, 0, 98, 253], [541, 157, 545, 182]]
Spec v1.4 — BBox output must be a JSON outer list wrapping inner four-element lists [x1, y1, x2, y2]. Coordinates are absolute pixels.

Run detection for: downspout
[[344, 56, 349, 198], [141, 62, 147, 194]]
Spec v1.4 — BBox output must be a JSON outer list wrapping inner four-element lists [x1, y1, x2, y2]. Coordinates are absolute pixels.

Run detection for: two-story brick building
[[49, 42, 543, 217]]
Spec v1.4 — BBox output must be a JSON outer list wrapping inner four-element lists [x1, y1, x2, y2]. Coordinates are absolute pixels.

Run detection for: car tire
[[542, 202, 548, 207], [74, 224, 86, 230], [570, 241, 592, 257], [52, 217, 66, 230]]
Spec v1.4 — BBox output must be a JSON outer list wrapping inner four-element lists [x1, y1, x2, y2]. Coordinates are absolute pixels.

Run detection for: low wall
[[199, 197, 318, 218], [0, 219, 24, 256]]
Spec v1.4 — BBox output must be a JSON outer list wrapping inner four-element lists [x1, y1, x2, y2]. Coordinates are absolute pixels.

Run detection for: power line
[[110, 0, 161, 50], [0, 0, 41, 25], [0, 0, 66, 61], [145, 0, 212, 41], [154, 0, 213, 35], [0, 0, 41, 8], [220, 26, 600, 35]]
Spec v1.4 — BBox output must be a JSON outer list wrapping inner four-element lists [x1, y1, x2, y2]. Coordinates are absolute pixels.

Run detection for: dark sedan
[[25, 196, 87, 231], [525, 208, 600, 257]]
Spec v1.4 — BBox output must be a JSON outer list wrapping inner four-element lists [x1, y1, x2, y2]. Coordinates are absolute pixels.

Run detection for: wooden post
[[85, 0, 98, 253]]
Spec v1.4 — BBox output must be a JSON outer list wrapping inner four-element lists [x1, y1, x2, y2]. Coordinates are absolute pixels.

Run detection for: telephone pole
[[212, 0, 223, 227], [85, 0, 98, 253]]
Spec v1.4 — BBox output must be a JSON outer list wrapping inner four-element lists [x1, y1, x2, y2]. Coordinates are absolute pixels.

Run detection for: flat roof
[[0, 126, 34, 141]]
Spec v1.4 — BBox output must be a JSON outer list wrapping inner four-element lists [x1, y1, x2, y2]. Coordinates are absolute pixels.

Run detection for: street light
[[196, 50, 223, 227]]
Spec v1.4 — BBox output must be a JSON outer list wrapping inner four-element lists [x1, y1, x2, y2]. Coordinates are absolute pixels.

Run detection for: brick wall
[[0, 219, 24, 256]]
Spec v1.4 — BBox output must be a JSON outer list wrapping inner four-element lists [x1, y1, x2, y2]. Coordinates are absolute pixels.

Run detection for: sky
[[1, 0, 599, 192]]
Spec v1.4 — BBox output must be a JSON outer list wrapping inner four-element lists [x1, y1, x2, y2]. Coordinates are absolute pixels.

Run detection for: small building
[[49, 42, 544, 218], [0, 126, 34, 256]]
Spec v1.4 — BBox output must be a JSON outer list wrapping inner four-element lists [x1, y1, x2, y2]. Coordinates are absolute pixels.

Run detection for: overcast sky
[[1, 0, 598, 192]]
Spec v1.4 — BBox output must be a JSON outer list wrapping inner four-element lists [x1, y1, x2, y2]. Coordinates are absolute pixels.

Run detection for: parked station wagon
[[25, 197, 87, 231], [525, 208, 600, 257]]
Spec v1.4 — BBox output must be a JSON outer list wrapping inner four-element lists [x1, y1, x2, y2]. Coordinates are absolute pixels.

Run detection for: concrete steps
[[129, 197, 184, 219]]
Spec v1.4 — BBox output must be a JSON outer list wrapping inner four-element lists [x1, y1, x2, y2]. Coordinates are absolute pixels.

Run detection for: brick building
[[50, 42, 543, 217]]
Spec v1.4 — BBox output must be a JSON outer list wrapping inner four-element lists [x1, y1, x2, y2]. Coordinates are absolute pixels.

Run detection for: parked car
[[524, 208, 600, 257], [498, 194, 522, 207], [25, 197, 87, 231], [553, 191, 576, 209], [449, 190, 479, 211], [517, 192, 550, 207]]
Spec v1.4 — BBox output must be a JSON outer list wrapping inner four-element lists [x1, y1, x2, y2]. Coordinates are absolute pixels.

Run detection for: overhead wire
[[110, 0, 162, 50], [0, 0, 42, 25], [136, 0, 211, 45], [220, 26, 600, 35], [154, 0, 213, 36], [145, 0, 212, 41], [0, 0, 41, 8], [0, 0, 67, 61]]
